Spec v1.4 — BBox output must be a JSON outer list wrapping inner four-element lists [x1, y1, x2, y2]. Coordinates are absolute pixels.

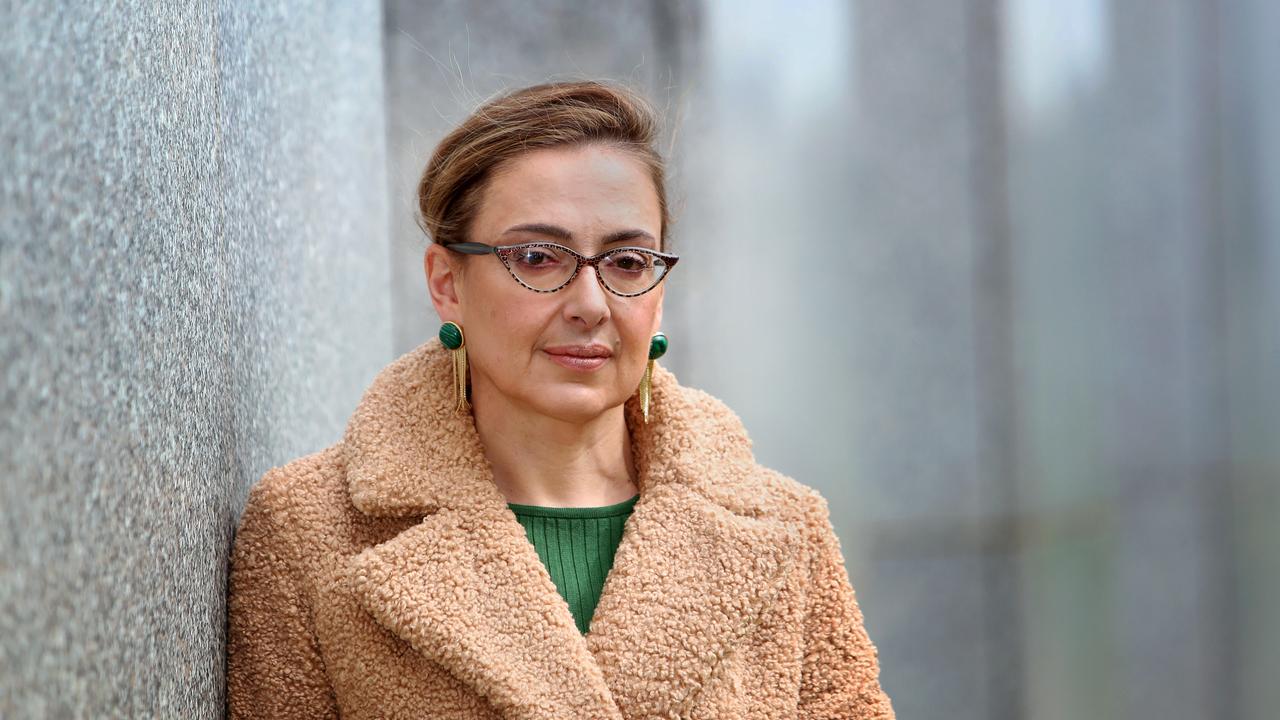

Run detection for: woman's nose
[[561, 264, 610, 327]]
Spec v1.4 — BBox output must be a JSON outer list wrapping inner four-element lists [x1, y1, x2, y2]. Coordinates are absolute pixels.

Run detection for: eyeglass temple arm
[[444, 242, 498, 255]]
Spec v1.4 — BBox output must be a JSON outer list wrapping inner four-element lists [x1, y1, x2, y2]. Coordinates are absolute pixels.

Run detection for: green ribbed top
[[506, 493, 640, 635]]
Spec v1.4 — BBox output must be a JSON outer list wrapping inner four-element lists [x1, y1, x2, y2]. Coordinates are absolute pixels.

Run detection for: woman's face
[[425, 143, 665, 425]]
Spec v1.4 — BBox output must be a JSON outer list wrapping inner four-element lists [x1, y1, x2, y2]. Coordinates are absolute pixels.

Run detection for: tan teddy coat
[[226, 337, 895, 719]]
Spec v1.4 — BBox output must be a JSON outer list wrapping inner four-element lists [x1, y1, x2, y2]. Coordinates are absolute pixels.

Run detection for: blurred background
[[2, 1, 1276, 718]]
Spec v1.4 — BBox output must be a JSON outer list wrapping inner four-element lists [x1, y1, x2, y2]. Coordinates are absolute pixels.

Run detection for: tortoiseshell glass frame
[[444, 241, 680, 297]]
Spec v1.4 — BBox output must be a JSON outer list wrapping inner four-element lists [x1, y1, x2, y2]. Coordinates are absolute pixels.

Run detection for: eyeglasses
[[445, 241, 679, 297]]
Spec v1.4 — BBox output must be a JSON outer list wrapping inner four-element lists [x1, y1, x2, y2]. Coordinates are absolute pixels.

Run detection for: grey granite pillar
[[0, 2, 390, 716]]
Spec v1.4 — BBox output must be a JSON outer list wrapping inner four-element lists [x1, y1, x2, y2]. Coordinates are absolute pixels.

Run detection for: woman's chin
[[534, 385, 622, 421]]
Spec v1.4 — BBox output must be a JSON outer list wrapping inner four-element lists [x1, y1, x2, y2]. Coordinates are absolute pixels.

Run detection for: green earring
[[639, 332, 667, 423], [438, 321, 470, 413]]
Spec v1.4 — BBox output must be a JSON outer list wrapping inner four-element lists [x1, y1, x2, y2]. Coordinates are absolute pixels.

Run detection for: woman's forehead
[[487, 148, 654, 205], [475, 149, 661, 245], [499, 222, 656, 246]]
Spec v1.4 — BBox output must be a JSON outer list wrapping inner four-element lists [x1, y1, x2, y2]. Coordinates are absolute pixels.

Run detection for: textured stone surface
[[0, 2, 389, 716]]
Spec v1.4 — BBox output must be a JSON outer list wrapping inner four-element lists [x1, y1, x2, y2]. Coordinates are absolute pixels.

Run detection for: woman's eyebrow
[[502, 222, 656, 245]]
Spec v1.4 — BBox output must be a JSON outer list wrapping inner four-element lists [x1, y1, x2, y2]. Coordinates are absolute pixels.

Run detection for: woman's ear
[[424, 243, 463, 320], [653, 286, 664, 334]]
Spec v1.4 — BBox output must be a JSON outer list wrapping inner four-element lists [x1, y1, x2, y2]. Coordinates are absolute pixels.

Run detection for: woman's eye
[[518, 250, 554, 265], [611, 253, 650, 272]]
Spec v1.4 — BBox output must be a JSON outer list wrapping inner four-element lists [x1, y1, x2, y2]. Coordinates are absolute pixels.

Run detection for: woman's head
[[420, 80, 674, 426]]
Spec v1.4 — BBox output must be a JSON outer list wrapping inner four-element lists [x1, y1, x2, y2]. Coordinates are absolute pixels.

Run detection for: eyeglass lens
[[498, 245, 670, 294]]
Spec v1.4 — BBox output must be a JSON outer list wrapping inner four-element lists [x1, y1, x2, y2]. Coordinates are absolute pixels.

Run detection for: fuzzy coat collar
[[338, 338, 804, 718]]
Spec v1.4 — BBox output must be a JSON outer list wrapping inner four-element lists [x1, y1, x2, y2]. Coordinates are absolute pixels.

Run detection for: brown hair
[[416, 80, 672, 253]]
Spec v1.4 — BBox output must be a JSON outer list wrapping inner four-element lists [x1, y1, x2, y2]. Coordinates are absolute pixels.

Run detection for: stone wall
[[0, 3, 390, 716]]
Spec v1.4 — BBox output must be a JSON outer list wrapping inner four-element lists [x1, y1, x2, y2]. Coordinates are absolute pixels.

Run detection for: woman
[[227, 80, 895, 719]]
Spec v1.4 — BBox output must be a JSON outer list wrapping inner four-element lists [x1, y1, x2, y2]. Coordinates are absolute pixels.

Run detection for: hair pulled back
[[416, 80, 671, 252]]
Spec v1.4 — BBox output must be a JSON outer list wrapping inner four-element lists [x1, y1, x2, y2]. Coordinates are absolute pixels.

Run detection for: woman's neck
[[469, 381, 639, 508]]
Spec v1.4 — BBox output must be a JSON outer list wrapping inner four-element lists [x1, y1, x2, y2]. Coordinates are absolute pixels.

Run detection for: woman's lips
[[543, 351, 609, 371]]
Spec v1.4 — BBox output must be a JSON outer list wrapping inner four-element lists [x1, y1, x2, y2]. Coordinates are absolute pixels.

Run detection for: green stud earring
[[439, 321, 463, 350], [639, 332, 668, 423], [648, 332, 668, 360], [438, 321, 469, 413]]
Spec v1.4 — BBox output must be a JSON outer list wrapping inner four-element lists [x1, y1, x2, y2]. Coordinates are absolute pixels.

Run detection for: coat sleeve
[[226, 471, 340, 719], [797, 489, 895, 719]]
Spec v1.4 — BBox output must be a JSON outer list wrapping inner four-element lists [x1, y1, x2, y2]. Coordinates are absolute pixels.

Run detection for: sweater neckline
[[505, 493, 640, 519]]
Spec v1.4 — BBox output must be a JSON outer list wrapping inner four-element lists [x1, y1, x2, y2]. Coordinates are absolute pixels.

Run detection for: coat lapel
[[584, 482, 800, 718], [340, 339, 802, 718], [346, 502, 618, 719]]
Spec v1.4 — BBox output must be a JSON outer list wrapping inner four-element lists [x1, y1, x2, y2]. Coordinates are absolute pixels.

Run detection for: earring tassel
[[640, 358, 654, 423], [453, 345, 470, 413]]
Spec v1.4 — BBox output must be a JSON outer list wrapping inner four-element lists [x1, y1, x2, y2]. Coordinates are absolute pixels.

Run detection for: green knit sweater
[[506, 493, 640, 635]]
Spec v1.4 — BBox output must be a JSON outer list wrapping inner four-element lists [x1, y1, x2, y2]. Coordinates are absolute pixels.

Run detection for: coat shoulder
[[746, 463, 836, 529], [670, 380, 833, 528], [248, 444, 345, 506], [238, 444, 353, 551]]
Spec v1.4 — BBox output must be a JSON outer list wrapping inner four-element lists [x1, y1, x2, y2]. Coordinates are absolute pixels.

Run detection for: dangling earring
[[639, 332, 668, 424], [438, 321, 470, 414]]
